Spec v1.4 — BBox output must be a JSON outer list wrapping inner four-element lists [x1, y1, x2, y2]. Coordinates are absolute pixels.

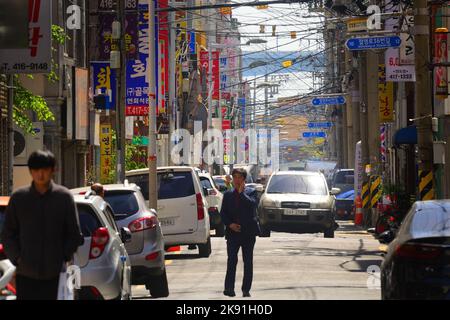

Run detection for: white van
[[126, 167, 211, 258]]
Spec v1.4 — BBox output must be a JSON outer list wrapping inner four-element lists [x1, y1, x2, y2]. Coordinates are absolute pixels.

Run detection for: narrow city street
[[132, 221, 383, 300]]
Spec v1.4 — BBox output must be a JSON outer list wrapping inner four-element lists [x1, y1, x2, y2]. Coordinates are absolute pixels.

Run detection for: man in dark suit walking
[[220, 168, 260, 298]]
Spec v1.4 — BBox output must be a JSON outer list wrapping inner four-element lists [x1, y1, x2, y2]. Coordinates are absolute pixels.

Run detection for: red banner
[[222, 119, 231, 130], [435, 29, 448, 97], [212, 51, 220, 100]]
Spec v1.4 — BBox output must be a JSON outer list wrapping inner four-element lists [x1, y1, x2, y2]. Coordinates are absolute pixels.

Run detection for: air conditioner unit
[[13, 122, 44, 166]]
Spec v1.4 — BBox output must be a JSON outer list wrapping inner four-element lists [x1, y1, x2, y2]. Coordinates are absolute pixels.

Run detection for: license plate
[[284, 209, 308, 216], [160, 218, 175, 226]]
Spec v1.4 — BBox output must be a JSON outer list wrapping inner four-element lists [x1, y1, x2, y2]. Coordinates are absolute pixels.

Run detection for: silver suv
[[73, 193, 132, 300], [72, 183, 169, 298], [258, 171, 340, 238]]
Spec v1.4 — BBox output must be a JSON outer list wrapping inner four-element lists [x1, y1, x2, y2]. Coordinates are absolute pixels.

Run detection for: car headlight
[[262, 198, 279, 208]]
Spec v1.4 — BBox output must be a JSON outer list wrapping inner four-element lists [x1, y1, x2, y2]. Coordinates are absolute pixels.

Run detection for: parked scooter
[[368, 195, 406, 244]]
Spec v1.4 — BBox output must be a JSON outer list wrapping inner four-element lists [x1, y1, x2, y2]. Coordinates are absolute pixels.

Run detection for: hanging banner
[[200, 50, 209, 92], [158, 0, 169, 114], [384, 0, 416, 82], [0, 0, 52, 74], [400, 15, 415, 65], [239, 98, 246, 128], [100, 124, 112, 183], [434, 28, 448, 98], [212, 51, 220, 100], [91, 62, 116, 110], [378, 64, 394, 122], [354, 141, 363, 196], [98, 14, 115, 61], [126, 1, 150, 116]]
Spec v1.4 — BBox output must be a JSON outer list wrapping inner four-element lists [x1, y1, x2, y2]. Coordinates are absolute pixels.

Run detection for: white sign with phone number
[[0, 0, 51, 74]]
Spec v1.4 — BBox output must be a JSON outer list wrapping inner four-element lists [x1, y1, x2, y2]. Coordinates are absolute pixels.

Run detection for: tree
[[13, 25, 68, 133]]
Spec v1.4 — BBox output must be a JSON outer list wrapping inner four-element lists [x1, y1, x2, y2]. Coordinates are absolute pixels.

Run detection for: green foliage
[[13, 76, 55, 134], [103, 130, 148, 184], [13, 25, 69, 132]]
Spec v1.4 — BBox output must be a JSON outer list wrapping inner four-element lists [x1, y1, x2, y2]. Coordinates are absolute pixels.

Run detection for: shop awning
[[393, 125, 417, 146]]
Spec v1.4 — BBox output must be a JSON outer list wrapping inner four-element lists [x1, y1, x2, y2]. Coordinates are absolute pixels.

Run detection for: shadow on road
[[165, 253, 203, 260]]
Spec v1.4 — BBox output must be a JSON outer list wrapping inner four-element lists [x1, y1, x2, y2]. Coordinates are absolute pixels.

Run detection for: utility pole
[[148, 0, 158, 210], [414, 0, 435, 200], [168, 10, 176, 166], [112, 0, 126, 183]]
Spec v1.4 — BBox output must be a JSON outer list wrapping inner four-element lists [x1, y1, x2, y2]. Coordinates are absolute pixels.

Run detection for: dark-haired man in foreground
[[1, 150, 83, 300]]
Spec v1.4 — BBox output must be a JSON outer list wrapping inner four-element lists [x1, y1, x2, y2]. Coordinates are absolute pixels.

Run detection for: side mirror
[[120, 227, 132, 243], [378, 230, 395, 244], [330, 187, 341, 195], [207, 188, 215, 196]]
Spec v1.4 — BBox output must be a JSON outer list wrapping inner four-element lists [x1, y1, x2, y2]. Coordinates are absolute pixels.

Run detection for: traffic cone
[[354, 195, 363, 226]]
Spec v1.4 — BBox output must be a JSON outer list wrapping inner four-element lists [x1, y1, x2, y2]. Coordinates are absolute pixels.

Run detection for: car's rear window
[[104, 191, 140, 220], [267, 174, 328, 195], [410, 205, 450, 234], [0, 207, 5, 242], [127, 174, 149, 200], [77, 204, 101, 237], [334, 171, 354, 184], [158, 171, 195, 199]]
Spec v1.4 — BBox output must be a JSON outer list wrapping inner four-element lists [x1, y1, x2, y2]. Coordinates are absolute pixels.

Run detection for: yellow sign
[[378, 64, 394, 122], [257, 5, 269, 9], [282, 60, 293, 68], [347, 18, 367, 32], [220, 7, 232, 15], [100, 124, 112, 183]]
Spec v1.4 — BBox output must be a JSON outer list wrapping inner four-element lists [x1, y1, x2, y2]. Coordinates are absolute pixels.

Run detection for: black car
[[381, 200, 450, 300]]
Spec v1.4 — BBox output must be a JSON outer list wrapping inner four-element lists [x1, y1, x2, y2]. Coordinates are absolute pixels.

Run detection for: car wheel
[[147, 269, 169, 298], [259, 225, 271, 238], [324, 227, 335, 238], [215, 222, 225, 237], [198, 237, 212, 257]]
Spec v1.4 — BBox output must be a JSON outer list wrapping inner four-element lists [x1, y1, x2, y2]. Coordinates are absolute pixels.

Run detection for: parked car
[[335, 189, 355, 220], [71, 182, 168, 298], [380, 200, 450, 300], [199, 172, 224, 237], [73, 193, 132, 300], [0, 197, 16, 300], [258, 171, 340, 238], [213, 175, 232, 193], [126, 167, 212, 258], [330, 169, 354, 194]]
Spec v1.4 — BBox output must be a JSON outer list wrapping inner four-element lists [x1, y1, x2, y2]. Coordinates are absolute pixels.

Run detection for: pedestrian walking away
[[220, 168, 260, 298], [1, 150, 83, 300]]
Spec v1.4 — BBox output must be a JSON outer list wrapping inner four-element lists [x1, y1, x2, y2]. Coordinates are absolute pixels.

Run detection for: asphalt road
[[132, 221, 383, 300]]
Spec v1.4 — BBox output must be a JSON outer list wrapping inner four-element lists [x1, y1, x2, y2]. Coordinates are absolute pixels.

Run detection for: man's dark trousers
[[225, 233, 256, 293], [16, 275, 59, 300]]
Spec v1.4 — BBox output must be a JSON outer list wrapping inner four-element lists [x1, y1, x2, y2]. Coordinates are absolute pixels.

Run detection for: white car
[[126, 167, 212, 257], [198, 172, 224, 237]]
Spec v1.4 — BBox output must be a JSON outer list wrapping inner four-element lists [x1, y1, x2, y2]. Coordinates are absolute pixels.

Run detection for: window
[[104, 191, 140, 221], [200, 177, 213, 190], [334, 170, 354, 184], [267, 175, 327, 195], [127, 175, 149, 200], [77, 204, 101, 237], [103, 206, 119, 232], [158, 171, 195, 199]]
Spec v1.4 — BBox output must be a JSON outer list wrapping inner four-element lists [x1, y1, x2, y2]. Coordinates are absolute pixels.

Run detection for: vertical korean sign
[[378, 64, 394, 122], [212, 51, 220, 100], [126, 1, 150, 116], [100, 124, 112, 183], [158, 0, 169, 114], [0, 0, 52, 73], [91, 62, 116, 109]]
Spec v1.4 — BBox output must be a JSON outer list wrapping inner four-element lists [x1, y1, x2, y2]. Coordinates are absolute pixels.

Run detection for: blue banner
[[126, 3, 150, 113], [308, 122, 332, 129], [189, 31, 196, 54], [238, 98, 246, 128], [303, 132, 326, 138], [91, 62, 116, 110]]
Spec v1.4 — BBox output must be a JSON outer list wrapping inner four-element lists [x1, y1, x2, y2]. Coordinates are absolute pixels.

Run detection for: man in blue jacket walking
[[220, 168, 260, 298]]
